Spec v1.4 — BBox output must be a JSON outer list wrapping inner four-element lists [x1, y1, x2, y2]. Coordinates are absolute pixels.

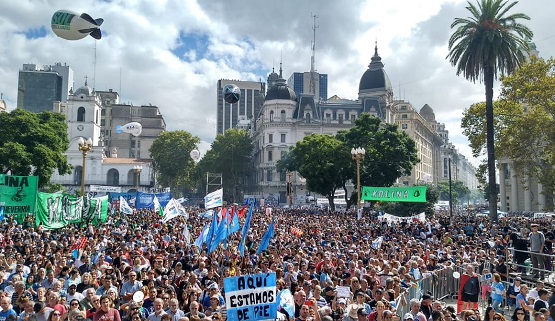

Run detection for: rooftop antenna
[[309, 13, 319, 96]]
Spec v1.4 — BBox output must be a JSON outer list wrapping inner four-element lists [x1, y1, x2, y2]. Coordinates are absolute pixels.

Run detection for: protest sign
[[224, 273, 277, 321]]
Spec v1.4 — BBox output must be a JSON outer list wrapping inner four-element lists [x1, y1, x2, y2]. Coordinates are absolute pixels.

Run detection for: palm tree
[[447, 0, 532, 221]]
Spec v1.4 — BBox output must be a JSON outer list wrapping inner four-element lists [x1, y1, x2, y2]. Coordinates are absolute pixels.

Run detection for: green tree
[[198, 129, 253, 203], [337, 114, 419, 199], [149, 130, 200, 195], [0, 109, 71, 187], [436, 180, 471, 205], [447, 0, 532, 221], [277, 134, 352, 211]]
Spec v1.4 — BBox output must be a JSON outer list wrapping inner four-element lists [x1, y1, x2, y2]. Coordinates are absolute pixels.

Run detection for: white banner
[[204, 188, 223, 209], [90, 185, 122, 192], [380, 212, 426, 224]]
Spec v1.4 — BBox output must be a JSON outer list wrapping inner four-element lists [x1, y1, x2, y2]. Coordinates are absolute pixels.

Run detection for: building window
[[401, 114, 408, 119], [351, 114, 356, 122], [401, 124, 408, 129], [281, 133, 286, 143], [281, 150, 287, 159], [77, 107, 86, 122], [268, 134, 273, 143], [305, 113, 311, 123], [280, 110, 286, 122], [267, 170, 273, 182], [270, 110, 274, 122], [280, 171, 286, 182], [325, 113, 331, 123], [268, 150, 273, 162], [338, 114, 344, 124]]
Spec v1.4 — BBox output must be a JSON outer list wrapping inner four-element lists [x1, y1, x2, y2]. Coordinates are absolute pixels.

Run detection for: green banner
[[0, 175, 38, 215], [361, 186, 427, 203], [36, 192, 108, 229]]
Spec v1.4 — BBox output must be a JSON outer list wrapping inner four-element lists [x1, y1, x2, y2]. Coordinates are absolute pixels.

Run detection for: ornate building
[[250, 44, 480, 205]]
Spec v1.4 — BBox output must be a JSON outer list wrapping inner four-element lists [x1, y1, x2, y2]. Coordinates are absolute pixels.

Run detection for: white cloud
[[1, 0, 553, 164]]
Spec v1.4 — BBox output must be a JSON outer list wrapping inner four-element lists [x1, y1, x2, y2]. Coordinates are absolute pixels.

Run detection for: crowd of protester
[[1, 206, 555, 321]]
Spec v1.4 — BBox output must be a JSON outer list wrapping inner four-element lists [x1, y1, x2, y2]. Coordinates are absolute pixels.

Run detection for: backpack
[[463, 276, 480, 295]]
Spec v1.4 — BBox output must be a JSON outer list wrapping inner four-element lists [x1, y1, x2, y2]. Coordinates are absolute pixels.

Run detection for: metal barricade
[[506, 246, 555, 282]]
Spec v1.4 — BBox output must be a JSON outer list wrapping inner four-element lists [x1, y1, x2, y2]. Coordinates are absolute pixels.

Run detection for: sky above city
[[1, 0, 554, 167]]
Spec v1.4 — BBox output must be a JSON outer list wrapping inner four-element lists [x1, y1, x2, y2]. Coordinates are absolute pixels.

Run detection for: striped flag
[[71, 237, 88, 251]]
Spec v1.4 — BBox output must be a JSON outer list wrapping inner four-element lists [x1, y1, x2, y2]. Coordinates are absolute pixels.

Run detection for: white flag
[[153, 195, 161, 212], [162, 199, 181, 223], [182, 224, 191, 246], [371, 236, 383, 250], [204, 188, 223, 209], [119, 196, 133, 215]]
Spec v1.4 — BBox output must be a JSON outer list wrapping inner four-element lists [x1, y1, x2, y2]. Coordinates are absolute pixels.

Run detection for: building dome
[[265, 78, 297, 102], [359, 43, 392, 92], [74, 81, 92, 97]]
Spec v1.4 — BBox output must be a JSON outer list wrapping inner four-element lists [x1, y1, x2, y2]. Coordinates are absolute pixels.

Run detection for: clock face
[[77, 125, 84, 131]]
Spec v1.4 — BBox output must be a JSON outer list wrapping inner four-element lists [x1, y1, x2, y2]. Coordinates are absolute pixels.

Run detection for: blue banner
[[135, 192, 171, 209], [224, 273, 277, 321], [108, 192, 136, 203]]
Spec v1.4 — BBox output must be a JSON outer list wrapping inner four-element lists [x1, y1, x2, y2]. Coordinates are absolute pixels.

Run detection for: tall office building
[[287, 72, 328, 101], [216, 79, 265, 136], [17, 63, 73, 113]]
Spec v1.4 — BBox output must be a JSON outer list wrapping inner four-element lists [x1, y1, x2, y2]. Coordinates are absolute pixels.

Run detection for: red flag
[[227, 207, 234, 223], [71, 237, 88, 250], [237, 206, 247, 219]]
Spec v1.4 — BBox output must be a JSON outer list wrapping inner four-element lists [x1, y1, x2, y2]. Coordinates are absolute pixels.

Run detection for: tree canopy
[[277, 133, 352, 211], [198, 129, 254, 203], [0, 109, 71, 187], [149, 130, 200, 195], [447, 0, 532, 221], [462, 57, 555, 210]]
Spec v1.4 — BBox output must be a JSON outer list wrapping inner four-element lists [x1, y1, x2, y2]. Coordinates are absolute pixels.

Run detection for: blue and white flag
[[182, 225, 191, 246], [198, 209, 214, 219], [162, 199, 181, 223], [119, 196, 133, 215], [204, 188, 223, 209], [371, 236, 383, 250], [256, 218, 275, 254], [193, 224, 209, 248], [0, 206, 4, 221]]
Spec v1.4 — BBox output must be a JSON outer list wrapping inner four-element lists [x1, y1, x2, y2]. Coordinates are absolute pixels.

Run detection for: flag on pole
[[208, 215, 230, 254], [193, 224, 209, 248], [229, 211, 240, 234], [204, 188, 223, 209], [119, 196, 133, 215], [182, 225, 191, 246], [204, 212, 219, 251], [256, 217, 275, 254], [153, 195, 163, 217], [238, 202, 254, 257], [161, 199, 184, 223]]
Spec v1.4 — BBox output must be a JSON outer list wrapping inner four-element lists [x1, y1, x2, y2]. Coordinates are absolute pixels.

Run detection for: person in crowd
[[512, 308, 527, 321], [491, 273, 506, 313], [93, 295, 120, 321]]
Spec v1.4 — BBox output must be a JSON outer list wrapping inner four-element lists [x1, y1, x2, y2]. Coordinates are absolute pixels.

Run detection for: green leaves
[[0, 109, 70, 187], [149, 130, 200, 195]]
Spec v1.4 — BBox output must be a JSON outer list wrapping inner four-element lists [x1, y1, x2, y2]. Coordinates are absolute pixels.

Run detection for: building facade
[[17, 63, 73, 113], [251, 44, 478, 205], [51, 83, 153, 194], [216, 79, 265, 136], [0, 93, 6, 113]]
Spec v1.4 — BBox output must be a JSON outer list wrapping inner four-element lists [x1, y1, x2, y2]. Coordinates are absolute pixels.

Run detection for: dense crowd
[[1, 207, 555, 321]]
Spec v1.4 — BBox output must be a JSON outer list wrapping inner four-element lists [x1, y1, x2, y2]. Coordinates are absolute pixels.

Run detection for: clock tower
[[66, 81, 102, 147]]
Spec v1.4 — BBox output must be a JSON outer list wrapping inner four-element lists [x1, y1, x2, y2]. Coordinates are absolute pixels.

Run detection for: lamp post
[[77, 137, 93, 197], [133, 165, 142, 191], [351, 147, 366, 210], [448, 156, 453, 219]]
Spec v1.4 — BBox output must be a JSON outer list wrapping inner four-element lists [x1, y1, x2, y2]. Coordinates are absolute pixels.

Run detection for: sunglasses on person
[[494, 317, 503, 321]]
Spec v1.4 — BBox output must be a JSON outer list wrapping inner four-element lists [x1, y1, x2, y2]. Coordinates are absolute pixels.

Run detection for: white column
[[510, 163, 519, 211], [499, 162, 507, 211], [524, 174, 532, 211]]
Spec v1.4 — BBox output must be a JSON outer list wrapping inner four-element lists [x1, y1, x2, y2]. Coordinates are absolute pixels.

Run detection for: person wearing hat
[[66, 283, 85, 303], [507, 277, 522, 309], [205, 294, 226, 321], [356, 308, 369, 321], [202, 283, 224, 310]]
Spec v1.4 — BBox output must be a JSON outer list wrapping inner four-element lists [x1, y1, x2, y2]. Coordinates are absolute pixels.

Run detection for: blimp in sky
[[51, 10, 104, 40], [116, 122, 142, 137]]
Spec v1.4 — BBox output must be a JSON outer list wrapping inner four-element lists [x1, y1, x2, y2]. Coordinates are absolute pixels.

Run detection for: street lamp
[[77, 137, 93, 197], [286, 171, 293, 206], [448, 156, 453, 219], [351, 147, 366, 210], [133, 165, 143, 191]]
